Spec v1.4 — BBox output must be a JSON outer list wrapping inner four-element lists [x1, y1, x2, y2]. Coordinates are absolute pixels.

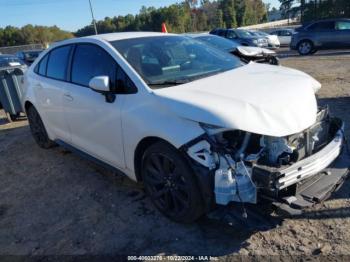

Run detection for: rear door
[[335, 20, 350, 48], [62, 43, 127, 169], [33, 45, 73, 141], [307, 21, 336, 48]]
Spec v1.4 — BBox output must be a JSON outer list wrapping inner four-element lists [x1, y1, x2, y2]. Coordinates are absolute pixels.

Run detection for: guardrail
[[0, 44, 43, 55], [238, 18, 300, 30]]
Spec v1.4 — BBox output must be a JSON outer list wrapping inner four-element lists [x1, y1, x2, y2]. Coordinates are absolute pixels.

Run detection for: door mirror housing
[[89, 76, 110, 93], [89, 76, 116, 103]]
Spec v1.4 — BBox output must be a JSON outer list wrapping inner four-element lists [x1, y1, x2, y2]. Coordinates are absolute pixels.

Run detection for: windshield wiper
[[148, 79, 190, 87]]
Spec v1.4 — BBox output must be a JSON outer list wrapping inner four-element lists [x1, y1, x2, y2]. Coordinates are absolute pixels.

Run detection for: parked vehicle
[[0, 54, 26, 69], [16, 50, 43, 65], [291, 18, 350, 55], [210, 28, 268, 48], [187, 33, 279, 65], [249, 30, 280, 49], [22, 32, 347, 223], [270, 29, 294, 46]]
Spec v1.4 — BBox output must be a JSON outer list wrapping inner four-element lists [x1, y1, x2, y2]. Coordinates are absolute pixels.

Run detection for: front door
[[62, 43, 125, 169]]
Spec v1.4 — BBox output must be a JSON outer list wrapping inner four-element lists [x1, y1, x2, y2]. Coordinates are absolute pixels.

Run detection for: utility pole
[[88, 0, 98, 35]]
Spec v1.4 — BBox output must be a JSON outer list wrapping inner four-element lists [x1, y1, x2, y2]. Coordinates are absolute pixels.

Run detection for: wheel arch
[[297, 38, 315, 47], [134, 136, 176, 182], [24, 100, 34, 112]]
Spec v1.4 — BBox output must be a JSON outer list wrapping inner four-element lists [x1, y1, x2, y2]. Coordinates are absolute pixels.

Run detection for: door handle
[[63, 94, 74, 101]]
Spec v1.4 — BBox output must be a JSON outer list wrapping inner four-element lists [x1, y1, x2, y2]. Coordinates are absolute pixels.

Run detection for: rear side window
[[336, 21, 350, 30], [46, 45, 72, 81], [281, 30, 292, 36], [71, 44, 117, 88], [38, 54, 49, 76], [308, 21, 335, 31]]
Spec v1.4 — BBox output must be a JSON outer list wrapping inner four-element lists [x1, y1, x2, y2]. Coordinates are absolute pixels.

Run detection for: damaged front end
[[182, 106, 348, 214], [233, 46, 280, 66]]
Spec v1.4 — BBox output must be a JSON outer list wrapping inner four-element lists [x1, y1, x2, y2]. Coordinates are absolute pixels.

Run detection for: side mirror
[[89, 76, 116, 103], [89, 76, 110, 93]]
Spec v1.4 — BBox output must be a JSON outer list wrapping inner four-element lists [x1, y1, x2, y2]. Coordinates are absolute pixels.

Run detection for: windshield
[[251, 31, 268, 37], [195, 35, 239, 51], [110, 36, 242, 89], [235, 29, 255, 38], [24, 51, 41, 60]]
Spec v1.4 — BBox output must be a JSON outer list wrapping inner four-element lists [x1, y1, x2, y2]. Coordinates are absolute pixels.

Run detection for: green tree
[[0, 25, 73, 47], [220, 0, 237, 28], [214, 8, 225, 28]]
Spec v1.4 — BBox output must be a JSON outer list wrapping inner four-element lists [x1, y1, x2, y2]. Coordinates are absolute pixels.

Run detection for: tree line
[[0, 25, 73, 48], [279, 0, 350, 22], [75, 0, 268, 36], [1, 0, 349, 47]]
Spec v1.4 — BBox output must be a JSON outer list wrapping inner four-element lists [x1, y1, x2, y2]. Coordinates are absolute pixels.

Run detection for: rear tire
[[27, 106, 56, 149], [141, 141, 204, 223]]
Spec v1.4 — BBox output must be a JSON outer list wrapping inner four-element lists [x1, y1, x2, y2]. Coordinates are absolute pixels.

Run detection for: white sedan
[[249, 30, 280, 49], [22, 32, 347, 222], [270, 29, 295, 46]]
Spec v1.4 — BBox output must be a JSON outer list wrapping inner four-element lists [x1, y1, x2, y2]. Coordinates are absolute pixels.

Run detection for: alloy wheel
[[143, 153, 190, 216]]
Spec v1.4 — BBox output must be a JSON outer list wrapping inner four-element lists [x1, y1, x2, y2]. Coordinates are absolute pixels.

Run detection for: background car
[[187, 33, 279, 65], [0, 54, 27, 69], [270, 29, 294, 46], [249, 30, 280, 49], [210, 28, 268, 48], [16, 49, 43, 65], [290, 18, 350, 55]]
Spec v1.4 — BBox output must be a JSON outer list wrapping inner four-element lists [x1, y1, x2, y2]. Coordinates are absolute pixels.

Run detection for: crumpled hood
[[153, 63, 321, 137], [237, 46, 276, 57]]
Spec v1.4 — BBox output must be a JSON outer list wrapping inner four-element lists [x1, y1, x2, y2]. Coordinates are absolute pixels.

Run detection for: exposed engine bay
[[183, 106, 346, 210]]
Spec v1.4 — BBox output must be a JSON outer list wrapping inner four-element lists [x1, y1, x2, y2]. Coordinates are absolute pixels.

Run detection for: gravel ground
[[0, 51, 349, 259]]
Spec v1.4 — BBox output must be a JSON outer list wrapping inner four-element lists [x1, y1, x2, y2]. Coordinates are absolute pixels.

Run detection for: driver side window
[[71, 44, 116, 88], [71, 44, 136, 94], [226, 30, 237, 39]]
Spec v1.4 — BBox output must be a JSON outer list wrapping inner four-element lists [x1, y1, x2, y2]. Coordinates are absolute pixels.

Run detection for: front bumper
[[259, 122, 349, 212], [273, 148, 348, 213], [277, 126, 344, 189]]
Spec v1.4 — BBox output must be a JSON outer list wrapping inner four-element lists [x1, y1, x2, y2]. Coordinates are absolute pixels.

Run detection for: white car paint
[[266, 34, 280, 48], [154, 62, 320, 137], [236, 46, 276, 56], [270, 29, 294, 46], [22, 32, 321, 182]]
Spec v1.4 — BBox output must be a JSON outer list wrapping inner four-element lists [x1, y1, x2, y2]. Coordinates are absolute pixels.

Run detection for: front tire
[[27, 106, 56, 149], [141, 141, 204, 223], [297, 40, 314, 55]]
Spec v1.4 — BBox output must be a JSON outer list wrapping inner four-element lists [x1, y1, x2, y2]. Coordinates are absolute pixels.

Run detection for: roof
[[183, 32, 210, 38], [21, 50, 43, 53], [0, 54, 16, 58], [85, 31, 176, 42]]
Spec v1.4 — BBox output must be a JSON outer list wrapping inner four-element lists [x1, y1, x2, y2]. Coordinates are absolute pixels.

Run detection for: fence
[[0, 44, 44, 55]]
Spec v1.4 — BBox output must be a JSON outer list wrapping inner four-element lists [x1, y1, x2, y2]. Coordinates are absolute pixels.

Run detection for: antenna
[[88, 0, 98, 35]]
